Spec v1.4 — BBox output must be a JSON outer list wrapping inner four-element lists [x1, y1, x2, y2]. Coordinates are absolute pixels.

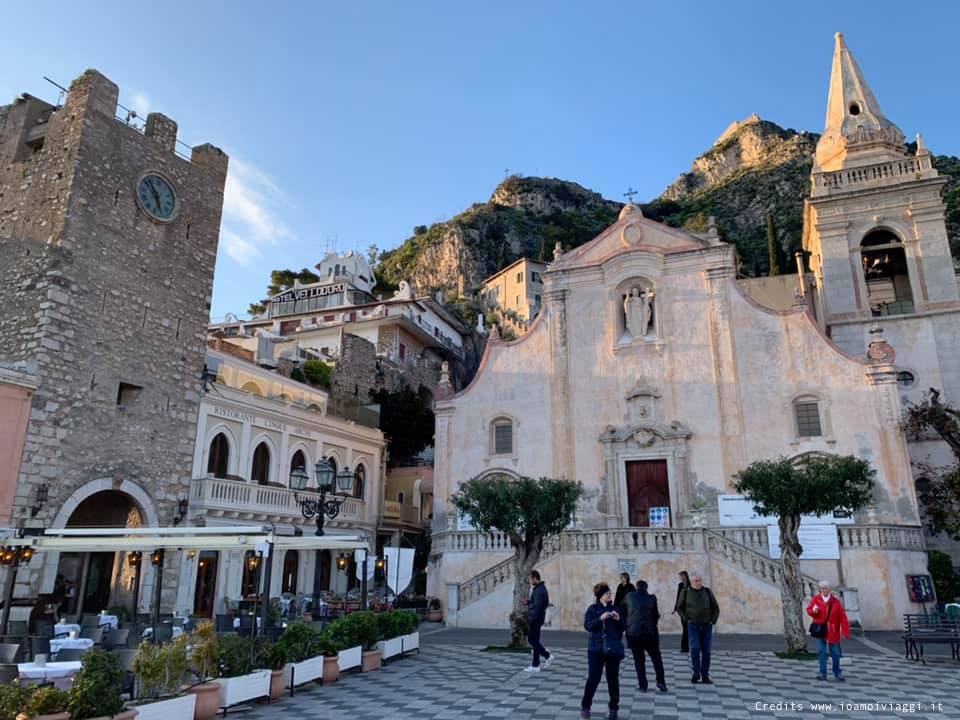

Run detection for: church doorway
[[56, 490, 144, 615], [625, 460, 670, 527]]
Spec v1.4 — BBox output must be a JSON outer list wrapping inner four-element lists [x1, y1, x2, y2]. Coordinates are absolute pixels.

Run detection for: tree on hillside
[[903, 389, 960, 536], [451, 474, 583, 647], [247, 267, 321, 316], [369, 384, 435, 467], [733, 454, 875, 653], [767, 214, 786, 277]]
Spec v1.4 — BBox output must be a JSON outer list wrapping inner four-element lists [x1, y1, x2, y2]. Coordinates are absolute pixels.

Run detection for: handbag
[[809, 597, 834, 639]]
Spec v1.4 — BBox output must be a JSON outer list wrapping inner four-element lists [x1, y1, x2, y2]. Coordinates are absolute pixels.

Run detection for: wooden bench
[[902, 613, 960, 664]]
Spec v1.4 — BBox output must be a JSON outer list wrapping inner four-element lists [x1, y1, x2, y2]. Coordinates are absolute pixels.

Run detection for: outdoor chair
[[113, 649, 137, 698], [80, 626, 104, 644], [151, 625, 173, 644], [80, 614, 100, 628], [111, 628, 130, 648], [30, 636, 51, 658], [215, 614, 234, 632], [34, 620, 55, 638], [6, 621, 27, 637], [55, 648, 89, 661], [0, 664, 19, 685], [0, 643, 22, 663]]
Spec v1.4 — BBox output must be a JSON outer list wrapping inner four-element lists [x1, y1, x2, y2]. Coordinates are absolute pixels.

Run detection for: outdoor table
[[141, 625, 185, 639], [97, 614, 119, 629], [18, 660, 82, 687], [54, 623, 81, 636], [51, 637, 94, 654], [232, 616, 262, 630], [279, 597, 293, 614]]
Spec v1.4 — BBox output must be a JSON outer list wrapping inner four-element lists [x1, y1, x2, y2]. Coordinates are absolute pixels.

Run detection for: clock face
[[136, 173, 178, 221]]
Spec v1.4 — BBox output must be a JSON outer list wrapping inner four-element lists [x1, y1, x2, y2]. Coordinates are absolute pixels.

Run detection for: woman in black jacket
[[674, 570, 691, 652], [580, 583, 625, 720]]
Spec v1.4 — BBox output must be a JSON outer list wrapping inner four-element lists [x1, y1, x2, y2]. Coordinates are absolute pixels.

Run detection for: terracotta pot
[[426, 610, 443, 623], [183, 683, 220, 720], [360, 649, 381, 672], [269, 670, 285, 700], [322, 655, 339, 684]]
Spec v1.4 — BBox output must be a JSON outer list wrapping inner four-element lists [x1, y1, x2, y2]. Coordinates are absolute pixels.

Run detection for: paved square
[[246, 638, 960, 719]]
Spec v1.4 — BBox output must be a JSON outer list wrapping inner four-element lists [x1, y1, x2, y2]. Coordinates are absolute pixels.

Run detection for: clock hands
[[147, 178, 163, 210]]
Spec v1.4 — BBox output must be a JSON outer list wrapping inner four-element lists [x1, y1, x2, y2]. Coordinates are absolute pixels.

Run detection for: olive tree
[[903, 389, 960, 537], [733, 454, 874, 653], [451, 474, 582, 647]]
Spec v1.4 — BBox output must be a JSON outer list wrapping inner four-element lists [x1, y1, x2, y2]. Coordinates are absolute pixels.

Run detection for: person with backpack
[[622, 579, 668, 692], [806, 580, 850, 681], [580, 583, 625, 720]]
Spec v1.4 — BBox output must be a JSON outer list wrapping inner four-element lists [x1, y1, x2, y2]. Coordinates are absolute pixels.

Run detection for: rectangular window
[[398, 343, 406, 360], [494, 423, 513, 455], [531, 272, 542, 284], [795, 402, 822, 437], [116, 382, 142, 408]]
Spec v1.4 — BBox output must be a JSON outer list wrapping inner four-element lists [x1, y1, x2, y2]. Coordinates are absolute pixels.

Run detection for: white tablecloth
[[97, 614, 119, 629], [18, 661, 82, 680], [232, 616, 261, 629], [141, 625, 184, 639], [54, 623, 81, 637], [51, 638, 94, 653]]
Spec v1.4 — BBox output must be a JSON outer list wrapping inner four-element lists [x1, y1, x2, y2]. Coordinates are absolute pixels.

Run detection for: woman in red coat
[[806, 580, 850, 681]]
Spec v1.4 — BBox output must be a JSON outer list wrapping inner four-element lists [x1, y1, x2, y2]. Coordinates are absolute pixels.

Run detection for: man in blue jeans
[[676, 573, 720, 684], [524, 570, 553, 672]]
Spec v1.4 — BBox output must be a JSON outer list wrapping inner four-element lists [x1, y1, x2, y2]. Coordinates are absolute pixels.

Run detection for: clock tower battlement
[[0, 67, 229, 539]]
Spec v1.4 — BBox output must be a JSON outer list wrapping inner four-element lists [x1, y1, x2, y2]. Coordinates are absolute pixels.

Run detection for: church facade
[[428, 34, 957, 633]]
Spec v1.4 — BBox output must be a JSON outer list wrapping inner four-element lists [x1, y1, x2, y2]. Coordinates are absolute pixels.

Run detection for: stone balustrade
[[812, 155, 934, 196], [190, 475, 365, 523], [838, 524, 924, 551]]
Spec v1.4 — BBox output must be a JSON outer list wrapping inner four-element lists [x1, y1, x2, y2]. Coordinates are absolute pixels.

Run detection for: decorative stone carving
[[393, 280, 414, 301], [625, 383, 660, 423], [621, 222, 643, 246], [866, 323, 895, 363], [622, 286, 654, 339], [632, 429, 655, 446]]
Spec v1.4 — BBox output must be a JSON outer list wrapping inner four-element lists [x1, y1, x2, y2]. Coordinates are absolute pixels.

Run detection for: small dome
[[618, 203, 643, 221]]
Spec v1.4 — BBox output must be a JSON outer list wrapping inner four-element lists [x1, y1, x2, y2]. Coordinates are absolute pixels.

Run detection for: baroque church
[[427, 34, 960, 632]]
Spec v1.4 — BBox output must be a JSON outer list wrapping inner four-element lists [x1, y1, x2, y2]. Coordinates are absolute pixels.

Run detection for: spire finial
[[834, 32, 845, 48]]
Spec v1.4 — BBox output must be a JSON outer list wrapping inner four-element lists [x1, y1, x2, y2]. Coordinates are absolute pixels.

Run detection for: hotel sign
[[271, 283, 345, 305]]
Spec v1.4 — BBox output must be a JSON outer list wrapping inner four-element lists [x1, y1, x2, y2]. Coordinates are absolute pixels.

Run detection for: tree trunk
[[508, 541, 541, 648], [778, 514, 807, 653]]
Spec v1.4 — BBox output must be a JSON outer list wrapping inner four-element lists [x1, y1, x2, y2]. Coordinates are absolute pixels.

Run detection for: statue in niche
[[623, 286, 655, 339]]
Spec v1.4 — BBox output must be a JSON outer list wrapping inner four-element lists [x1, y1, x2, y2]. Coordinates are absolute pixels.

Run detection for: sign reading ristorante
[[212, 404, 313, 437], [271, 283, 345, 305]]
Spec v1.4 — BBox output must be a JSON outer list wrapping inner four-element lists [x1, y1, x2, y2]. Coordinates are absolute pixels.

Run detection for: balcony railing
[[812, 155, 935, 197], [191, 476, 365, 523]]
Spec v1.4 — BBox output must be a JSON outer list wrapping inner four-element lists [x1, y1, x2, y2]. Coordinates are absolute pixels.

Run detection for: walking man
[[623, 580, 668, 692], [524, 570, 553, 672], [806, 580, 850, 681], [676, 573, 719, 684]]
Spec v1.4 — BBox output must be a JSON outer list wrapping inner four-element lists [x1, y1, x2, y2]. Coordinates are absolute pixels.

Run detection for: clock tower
[[0, 69, 228, 605]]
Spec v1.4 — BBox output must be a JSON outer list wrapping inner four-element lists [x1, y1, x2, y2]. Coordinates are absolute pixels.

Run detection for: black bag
[[809, 598, 834, 639], [601, 619, 625, 659]]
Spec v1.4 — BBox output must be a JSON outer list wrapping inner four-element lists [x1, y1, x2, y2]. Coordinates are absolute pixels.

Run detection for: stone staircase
[[703, 528, 820, 598]]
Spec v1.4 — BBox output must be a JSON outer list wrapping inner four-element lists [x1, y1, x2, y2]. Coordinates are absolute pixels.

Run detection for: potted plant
[[67, 649, 137, 720], [317, 636, 340, 684], [181, 623, 220, 720], [323, 613, 373, 673], [276, 623, 323, 693], [2, 682, 33, 720], [129, 638, 195, 720], [426, 597, 443, 623], [21, 687, 70, 720], [375, 612, 403, 661], [394, 610, 420, 655], [213, 636, 270, 709], [254, 639, 287, 700], [350, 611, 381, 672]]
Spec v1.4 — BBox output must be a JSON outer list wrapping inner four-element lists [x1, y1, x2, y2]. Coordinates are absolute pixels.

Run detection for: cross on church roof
[[624, 187, 638, 202]]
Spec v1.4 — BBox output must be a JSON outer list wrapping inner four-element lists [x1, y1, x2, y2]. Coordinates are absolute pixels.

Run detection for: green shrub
[[24, 687, 69, 717], [187, 622, 220, 682], [302, 360, 332, 388], [325, 611, 380, 651], [254, 638, 287, 671], [393, 610, 419, 635], [132, 636, 189, 699], [376, 611, 398, 640], [276, 623, 322, 663], [929, 550, 960, 603], [67, 649, 125, 720], [218, 635, 255, 678], [0, 682, 32, 720]]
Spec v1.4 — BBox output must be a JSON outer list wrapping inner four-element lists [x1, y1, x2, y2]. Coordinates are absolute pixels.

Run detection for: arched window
[[861, 229, 914, 316], [490, 417, 514, 456], [397, 491, 405, 504], [353, 464, 365, 500], [252, 442, 271, 485], [207, 433, 229, 478], [241, 550, 260, 597], [793, 397, 823, 438], [281, 549, 299, 595], [241, 381, 263, 396], [326, 456, 338, 477], [290, 450, 306, 480]]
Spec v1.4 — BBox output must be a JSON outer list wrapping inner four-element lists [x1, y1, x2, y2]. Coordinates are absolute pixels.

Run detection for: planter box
[[132, 694, 196, 720], [337, 645, 361, 672], [284, 655, 325, 689], [214, 670, 271, 708], [376, 636, 403, 660], [401, 631, 419, 654], [361, 649, 381, 672]]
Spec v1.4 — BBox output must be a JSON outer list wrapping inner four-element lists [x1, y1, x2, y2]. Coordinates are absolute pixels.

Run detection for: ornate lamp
[[292, 458, 346, 536], [335, 554, 348, 571], [335, 468, 354, 495]]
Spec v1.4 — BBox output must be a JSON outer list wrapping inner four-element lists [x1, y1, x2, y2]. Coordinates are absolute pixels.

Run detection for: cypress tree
[[767, 214, 782, 277]]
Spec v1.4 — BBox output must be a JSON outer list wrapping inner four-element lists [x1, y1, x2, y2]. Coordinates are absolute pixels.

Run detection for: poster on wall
[[717, 495, 855, 527], [457, 512, 476, 531], [649, 507, 671, 528], [766, 523, 841, 560]]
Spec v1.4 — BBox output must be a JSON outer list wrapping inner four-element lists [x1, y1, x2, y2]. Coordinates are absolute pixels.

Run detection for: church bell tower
[[803, 33, 959, 354]]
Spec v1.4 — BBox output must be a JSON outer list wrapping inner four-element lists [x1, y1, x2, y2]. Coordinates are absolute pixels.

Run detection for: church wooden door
[[625, 460, 670, 527]]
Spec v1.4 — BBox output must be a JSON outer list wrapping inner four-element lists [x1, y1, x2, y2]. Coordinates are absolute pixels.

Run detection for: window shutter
[[794, 401, 822, 437], [494, 423, 513, 455]]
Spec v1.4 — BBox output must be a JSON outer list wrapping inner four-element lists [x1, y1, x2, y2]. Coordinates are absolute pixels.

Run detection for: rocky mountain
[[373, 115, 960, 293]]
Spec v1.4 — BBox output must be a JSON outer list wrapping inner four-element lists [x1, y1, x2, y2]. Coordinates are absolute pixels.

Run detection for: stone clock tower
[[0, 69, 228, 606]]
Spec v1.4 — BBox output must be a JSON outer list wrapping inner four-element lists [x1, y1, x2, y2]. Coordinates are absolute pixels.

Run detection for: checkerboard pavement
[[243, 640, 960, 720]]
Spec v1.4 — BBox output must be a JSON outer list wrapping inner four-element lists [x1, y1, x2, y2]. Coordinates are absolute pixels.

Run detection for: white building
[[177, 344, 386, 618]]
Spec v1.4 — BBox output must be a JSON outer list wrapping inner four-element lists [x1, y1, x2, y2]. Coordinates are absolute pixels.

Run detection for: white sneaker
[[543, 655, 555, 669], [524, 665, 541, 672]]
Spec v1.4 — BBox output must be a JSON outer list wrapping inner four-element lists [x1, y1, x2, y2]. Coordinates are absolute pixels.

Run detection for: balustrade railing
[[813, 155, 934, 196], [838, 524, 924, 550], [191, 476, 364, 522]]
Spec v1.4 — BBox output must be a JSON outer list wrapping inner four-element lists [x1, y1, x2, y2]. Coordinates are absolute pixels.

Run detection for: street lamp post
[[0, 542, 34, 635], [291, 459, 354, 613], [127, 551, 143, 621]]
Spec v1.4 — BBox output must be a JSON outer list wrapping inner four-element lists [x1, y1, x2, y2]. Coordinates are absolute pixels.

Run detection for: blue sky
[[2, 1, 958, 321]]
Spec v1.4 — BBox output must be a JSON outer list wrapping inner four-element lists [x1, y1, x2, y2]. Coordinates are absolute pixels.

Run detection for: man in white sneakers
[[524, 570, 554, 672]]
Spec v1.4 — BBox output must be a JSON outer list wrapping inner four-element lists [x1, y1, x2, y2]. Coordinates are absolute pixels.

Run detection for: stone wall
[[331, 332, 442, 407], [0, 69, 227, 607]]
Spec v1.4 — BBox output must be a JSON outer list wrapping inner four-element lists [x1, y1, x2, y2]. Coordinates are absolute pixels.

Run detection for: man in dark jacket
[[524, 570, 553, 672], [676, 573, 720, 684], [622, 580, 667, 692], [613, 572, 635, 609]]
